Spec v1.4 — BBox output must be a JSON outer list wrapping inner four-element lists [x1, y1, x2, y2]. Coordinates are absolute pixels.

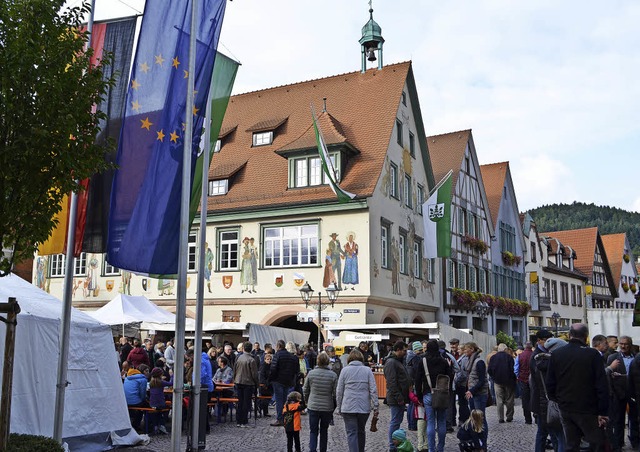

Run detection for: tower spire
[[359, 1, 384, 73]]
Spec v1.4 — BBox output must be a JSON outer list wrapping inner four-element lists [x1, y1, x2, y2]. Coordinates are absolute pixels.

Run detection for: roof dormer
[[246, 117, 288, 147]]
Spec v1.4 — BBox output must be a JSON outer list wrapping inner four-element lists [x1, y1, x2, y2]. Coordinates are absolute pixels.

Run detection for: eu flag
[[107, 0, 226, 275]]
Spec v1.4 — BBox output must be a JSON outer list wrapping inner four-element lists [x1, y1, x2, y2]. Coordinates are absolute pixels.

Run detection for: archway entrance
[[272, 315, 324, 348]]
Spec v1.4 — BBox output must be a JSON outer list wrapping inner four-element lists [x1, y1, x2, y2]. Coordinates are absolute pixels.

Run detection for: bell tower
[[359, 1, 384, 73]]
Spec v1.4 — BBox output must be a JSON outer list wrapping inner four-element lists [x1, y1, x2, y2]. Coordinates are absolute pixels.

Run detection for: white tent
[[88, 293, 176, 327], [0, 274, 138, 450]]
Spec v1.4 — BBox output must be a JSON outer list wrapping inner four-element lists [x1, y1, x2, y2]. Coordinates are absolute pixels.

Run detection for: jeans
[[535, 415, 565, 452], [407, 400, 417, 430], [273, 381, 289, 423], [469, 392, 489, 441], [236, 384, 253, 425], [343, 412, 370, 452], [308, 409, 332, 452], [424, 393, 447, 452], [388, 404, 405, 450]]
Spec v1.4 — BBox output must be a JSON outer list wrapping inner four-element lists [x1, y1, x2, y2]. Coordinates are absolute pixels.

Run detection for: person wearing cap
[[325, 345, 343, 378], [391, 428, 414, 452], [149, 367, 172, 434], [328, 232, 345, 289], [384, 340, 410, 452], [546, 324, 609, 451]]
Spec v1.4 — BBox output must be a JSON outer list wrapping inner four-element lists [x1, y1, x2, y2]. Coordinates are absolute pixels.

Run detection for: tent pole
[[170, 0, 196, 449]]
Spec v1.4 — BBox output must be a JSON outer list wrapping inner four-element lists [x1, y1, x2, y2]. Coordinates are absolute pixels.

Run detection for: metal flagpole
[[170, 0, 197, 449], [190, 56, 213, 449], [53, 0, 96, 443]]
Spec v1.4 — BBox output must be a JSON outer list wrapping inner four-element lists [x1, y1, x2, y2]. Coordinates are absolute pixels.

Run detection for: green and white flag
[[312, 108, 356, 203], [423, 171, 452, 258]]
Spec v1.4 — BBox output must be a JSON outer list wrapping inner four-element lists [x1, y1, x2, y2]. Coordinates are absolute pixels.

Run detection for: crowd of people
[[116, 323, 639, 452]]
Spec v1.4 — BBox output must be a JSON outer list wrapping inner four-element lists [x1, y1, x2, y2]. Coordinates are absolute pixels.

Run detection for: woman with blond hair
[[457, 409, 487, 451], [336, 349, 379, 452]]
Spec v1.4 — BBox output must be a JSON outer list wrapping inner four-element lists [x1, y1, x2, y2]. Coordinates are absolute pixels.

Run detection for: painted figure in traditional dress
[[85, 256, 99, 297], [240, 237, 255, 293], [122, 270, 132, 295], [342, 232, 359, 290], [204, 242, 213, 293], [35, 256, 48, 291], [328, 233, 345, 289], [249, 237, 258, 292], [323, 248, 336, 288], [391, 238, 401, 295]]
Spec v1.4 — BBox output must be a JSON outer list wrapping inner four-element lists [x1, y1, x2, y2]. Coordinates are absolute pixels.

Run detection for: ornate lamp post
[[551, 312, 561, 336], [299, 282, 340, 353], [475, 300, 492, 334]]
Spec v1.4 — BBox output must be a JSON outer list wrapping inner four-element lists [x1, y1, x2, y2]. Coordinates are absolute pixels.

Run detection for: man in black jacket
[[608, 336, 639, 450], [269, 339, 299, 426], [384, 340, 410, 452], [546, 324, 609, 451], [488, 343, 516, 423]]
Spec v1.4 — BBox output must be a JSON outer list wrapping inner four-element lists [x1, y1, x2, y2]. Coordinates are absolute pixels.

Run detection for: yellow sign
[[529, 272, 538, 284], [585, 285, 592, 295]]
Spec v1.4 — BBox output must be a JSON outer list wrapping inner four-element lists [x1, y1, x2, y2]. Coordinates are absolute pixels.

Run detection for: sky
[[87, 0, 640, 213]]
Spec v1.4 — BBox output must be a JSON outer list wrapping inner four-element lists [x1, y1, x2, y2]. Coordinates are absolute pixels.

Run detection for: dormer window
[[253, 131, 273, 146], [290, 153, 340, 188], [208, 179, 228, 196], [214, 139, 221, 153]]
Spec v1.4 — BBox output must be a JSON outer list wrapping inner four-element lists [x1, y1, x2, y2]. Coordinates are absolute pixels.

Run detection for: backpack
[[423, 357, 450, 410]]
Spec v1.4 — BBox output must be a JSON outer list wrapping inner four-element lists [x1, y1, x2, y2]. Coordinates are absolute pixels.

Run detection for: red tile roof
[[206, 62, 414, 213], [543, 227, 599, 277], [601, 233, 626, 284], [426, 129, 471, 189], [479, 162, 508, 229]]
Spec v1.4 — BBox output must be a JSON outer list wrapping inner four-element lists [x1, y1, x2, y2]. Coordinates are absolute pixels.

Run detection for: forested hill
[[528, 202, 640, 258]]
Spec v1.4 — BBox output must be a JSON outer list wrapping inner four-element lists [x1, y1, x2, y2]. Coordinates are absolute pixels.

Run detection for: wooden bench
[[216, 397, 239, 423], [128, 406, 170, 434]]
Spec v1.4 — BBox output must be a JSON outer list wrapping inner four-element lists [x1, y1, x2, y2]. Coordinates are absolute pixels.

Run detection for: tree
[[0, 0, 114, 274]]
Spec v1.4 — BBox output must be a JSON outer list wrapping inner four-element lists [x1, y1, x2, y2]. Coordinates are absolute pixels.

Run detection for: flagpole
[[170, 0, 197, 449], [190, 67, 212, 451], [53, 0, 96, 443]]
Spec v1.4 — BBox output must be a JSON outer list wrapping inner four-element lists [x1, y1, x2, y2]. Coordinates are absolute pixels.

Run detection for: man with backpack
[[384, 340, 410, 452]]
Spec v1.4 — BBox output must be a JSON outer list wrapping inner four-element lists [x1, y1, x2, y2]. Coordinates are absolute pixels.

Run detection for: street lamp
[[551, 312, 560, 336], [299, 282, 340, 353], [474, 300, 492, 334]]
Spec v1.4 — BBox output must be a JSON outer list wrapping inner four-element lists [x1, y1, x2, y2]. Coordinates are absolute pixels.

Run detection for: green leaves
[[0, 0, 114, 271]]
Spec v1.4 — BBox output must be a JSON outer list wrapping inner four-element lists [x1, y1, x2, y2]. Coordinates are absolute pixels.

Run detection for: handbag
[[539, 371, 562, 429], [423, 357, 450, 410], [485, 390, 494, 407]]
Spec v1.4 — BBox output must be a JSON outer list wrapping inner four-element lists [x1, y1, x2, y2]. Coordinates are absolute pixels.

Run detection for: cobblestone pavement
[[125, 399, 635, 452]]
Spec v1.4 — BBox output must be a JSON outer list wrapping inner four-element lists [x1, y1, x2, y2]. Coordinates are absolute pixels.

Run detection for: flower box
[[623, 254, 630, 263], [462, 235, 489, 254], [501, 251, 522, 267], [622, 283, 630, 293], [451, 288, 530, 316], [631, 284, 637, 293]]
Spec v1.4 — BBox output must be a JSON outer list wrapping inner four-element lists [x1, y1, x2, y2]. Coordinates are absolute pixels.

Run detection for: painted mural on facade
[[323, 232, 360, 290], [240, 237, 257, 293]]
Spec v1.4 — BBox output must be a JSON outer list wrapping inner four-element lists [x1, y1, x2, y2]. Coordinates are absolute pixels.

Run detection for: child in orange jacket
[[283, 391, 305, 452]]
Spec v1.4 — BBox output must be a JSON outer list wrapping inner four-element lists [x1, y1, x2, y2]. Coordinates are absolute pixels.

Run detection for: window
[[479, 267, 486, 293], [551, 280, 558, 304], [458, 262, 466, 289], [188, 233, 197, 271], [458, 208, 466, 235], [214, 139, 221, 153], [402, 91, 407, 106], [448, 260, 455, 288], [427, 258, 435, 282], [396, 119, 403, 146], [48, 253, 88, 277], [413, 238, 422, 279], [381, 222, 390, 269], [571, 284, 577, 306], [219, 230, 239, 270], [399, 232, 407, 274], [390, 162, 399, 198], [263, 224, 318, 268], [499, 221, 516, 253], [577, 286, 583, 307], [290, 154, 339, 188], [560, 282, 569, 305], [404, 175, 412, 208], [469, 265, 477, 291], [103, 257, 119, 276], [208, 179, 228, 196], [465, 156, 470, 173], [530, 242, 537, 263], [409, 132, 415, 157], [468, 213, 477, 238], [417, 184, 424, 215], [252, 131, 273, 146], [50, 254, 65, 277]]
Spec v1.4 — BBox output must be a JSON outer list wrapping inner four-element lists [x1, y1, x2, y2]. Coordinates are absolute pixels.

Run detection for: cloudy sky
[[92, 0, 640, 212]]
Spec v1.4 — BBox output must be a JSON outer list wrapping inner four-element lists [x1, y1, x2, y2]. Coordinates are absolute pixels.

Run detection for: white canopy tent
[[88, 293, 176, 327], [0, 274, 140, 450]]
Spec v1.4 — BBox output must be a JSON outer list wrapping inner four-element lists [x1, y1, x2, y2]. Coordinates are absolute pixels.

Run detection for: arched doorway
[[272, 315, 324, 348]]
